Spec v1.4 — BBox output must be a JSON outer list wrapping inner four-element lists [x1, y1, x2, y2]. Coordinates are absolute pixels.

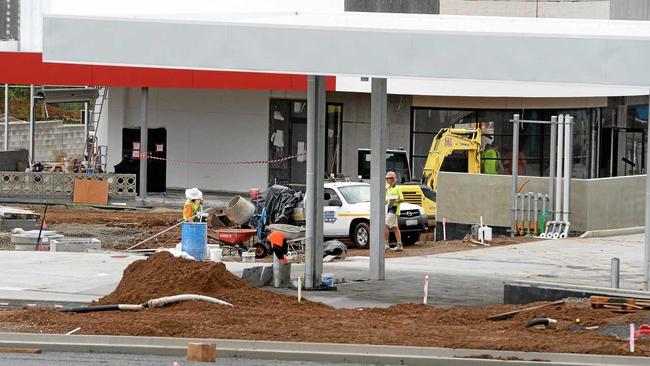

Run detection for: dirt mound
[[98, 252, 252, 305]]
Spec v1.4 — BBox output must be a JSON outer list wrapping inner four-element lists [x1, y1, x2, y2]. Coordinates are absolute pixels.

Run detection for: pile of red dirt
[[96, 252, 332, 311], [97, 251, 253, 305]]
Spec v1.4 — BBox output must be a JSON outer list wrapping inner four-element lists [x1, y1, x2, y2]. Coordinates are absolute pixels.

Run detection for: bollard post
[[611, 257, 620, 289]]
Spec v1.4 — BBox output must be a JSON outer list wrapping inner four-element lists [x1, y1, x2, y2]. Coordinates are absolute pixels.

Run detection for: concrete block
[[50, 238, 102, 252], [241, 266, 273, 287], [0, 219, 37, 231], [260, 266, 273, 286], [504, 280, 650, 305]]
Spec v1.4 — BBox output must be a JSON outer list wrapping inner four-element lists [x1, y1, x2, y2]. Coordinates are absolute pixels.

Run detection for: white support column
[[304, 75, 326, 289], [644, 92, 650, 291], [83, 101, 89, 159], [555, 115, 565, 222], [370, 78, 387, 281], [511, 114, 520, 238], [563, 116, 573, 224], [548, 116, 557, 213], [4, 84, 8, 151], [28, 84, 35, 163], [138, 87, 149, 205]]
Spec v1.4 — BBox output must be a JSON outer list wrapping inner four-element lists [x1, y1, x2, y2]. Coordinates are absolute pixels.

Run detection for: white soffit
[[336, 76, 649, 98], [43, 11, 650, 88]]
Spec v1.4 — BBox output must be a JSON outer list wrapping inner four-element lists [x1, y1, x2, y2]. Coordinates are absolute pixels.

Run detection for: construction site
[[3, 0, 650, 365]]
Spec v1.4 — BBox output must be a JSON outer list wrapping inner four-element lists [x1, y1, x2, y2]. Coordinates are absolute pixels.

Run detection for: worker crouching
[[183, 188, 204, 222], [267, 230, 289, 264]]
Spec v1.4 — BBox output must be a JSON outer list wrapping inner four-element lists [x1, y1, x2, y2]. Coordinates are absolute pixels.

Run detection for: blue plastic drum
[[181, 222, 207, 260]]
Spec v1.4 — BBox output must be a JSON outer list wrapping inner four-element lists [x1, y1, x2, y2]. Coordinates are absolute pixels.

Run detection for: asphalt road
[[0, 352, 388, 366]]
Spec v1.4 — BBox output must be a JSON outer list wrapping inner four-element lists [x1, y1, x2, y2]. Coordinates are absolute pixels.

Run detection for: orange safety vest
[[267, 231, 286, 248], [183, 200, 201, 221]]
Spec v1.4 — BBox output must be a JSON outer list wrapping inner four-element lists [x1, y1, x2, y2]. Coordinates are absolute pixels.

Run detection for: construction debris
[[525, 317, 558, 329], [0, 206, 39, 231], [590, 296, 650, 312], [11, 229, 64, 251], [488, 300, 565, 321]]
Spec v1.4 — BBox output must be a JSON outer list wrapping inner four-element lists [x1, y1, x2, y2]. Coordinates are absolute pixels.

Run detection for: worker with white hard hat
[[385, 171, 404, 252], [183, 188, 204, 222]]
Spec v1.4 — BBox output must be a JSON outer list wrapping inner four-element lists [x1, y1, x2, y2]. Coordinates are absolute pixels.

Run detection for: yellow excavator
[[358, 128, 482, 227], [400, 128, 482, 225]]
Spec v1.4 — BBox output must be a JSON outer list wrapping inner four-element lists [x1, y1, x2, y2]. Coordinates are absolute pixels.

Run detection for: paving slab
[[288, 234, 649, 308], [0, 235, 647, 309]]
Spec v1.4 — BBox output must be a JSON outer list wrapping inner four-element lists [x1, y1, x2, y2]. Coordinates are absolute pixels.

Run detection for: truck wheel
[[402, 233, 420, 246], [352, 221, 370, 249]]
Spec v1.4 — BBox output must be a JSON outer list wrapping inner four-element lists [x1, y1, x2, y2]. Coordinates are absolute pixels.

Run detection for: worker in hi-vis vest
[[481, 143, 503, 174], [385, 171, 404, 252], [183, 188, 204, 222], [267, 230, 289, 264]]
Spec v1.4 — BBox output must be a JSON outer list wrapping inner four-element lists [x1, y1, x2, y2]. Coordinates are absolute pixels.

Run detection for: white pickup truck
[[294, 182, 428, 248]]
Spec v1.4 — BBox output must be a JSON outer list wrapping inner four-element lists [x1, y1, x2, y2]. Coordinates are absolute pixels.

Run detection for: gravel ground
[[49, 223, 144, 249], [0, 231, 13, 250], [0, 224, 144, 251]]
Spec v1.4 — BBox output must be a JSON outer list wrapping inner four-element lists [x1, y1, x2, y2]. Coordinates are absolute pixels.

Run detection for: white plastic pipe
[[519, 193, 525, 233], [527, 192, 534, 234], [118, 304, 144, 311], [534, 193, 540, 234], [145, 294, 233, 308], [555, 115, 565, 222], [563, 116, 571, 224]]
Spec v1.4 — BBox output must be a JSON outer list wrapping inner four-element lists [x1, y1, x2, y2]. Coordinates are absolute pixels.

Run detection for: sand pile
[[97, 251, 254, 305]]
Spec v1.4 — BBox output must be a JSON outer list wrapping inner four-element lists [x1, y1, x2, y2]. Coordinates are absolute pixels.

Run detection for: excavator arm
[[421, 128, 482, 192]]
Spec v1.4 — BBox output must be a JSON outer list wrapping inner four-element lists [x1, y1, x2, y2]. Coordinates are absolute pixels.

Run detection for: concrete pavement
[[285, 234, 648, 307], [0, 234, 647, 308]]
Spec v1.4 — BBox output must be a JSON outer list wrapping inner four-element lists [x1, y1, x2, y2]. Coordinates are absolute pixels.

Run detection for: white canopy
[[43, 11, 650, 90]]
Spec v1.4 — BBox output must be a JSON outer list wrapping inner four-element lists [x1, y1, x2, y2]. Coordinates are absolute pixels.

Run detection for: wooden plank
[[73, 179, 109, 205], [488, 300, 565, 321], [0, 348, 42, 354]]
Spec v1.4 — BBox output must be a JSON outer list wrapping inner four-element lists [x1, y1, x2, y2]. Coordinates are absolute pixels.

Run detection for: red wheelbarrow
[[212, 228, 269, 258]]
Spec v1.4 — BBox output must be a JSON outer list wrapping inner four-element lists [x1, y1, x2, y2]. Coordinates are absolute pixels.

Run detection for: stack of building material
[[11, 229, 63, 251], [0, 206, 40, 231]]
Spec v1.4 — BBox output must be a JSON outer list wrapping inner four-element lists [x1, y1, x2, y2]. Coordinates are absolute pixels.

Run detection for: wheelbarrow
[[213, 228, 258, 257]]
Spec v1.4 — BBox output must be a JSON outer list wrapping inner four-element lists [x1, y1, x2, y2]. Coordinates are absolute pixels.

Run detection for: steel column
[[510, 114, 520, 238], [549, 116, 557, 214], [563, 116, 573, 224], [138, 87, 149, 205], [305, 75, 326, 289], [4, 84, 8, 151], [83, 101, 89, 159], [555, 115, 565, 222], [596, 111, 601, 178], [611, 257, 620, 289], [370, 78, 387, 280], [645, 92, 650, 290], [28, 84, 35, 164]]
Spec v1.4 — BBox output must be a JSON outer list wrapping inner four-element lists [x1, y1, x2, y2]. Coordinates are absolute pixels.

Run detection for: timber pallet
[[590, 295, 650, 312]]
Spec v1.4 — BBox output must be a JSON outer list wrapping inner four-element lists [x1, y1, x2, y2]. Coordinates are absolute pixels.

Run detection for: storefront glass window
[[268, 99, 342, 185], [411, 107, 597, 180]]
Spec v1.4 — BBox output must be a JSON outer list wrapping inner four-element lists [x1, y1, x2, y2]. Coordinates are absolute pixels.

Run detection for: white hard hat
[[185, 188, 203, 200]]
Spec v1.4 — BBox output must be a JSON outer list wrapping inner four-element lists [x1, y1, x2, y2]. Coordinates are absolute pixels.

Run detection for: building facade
[[1, 0, 649, 194]]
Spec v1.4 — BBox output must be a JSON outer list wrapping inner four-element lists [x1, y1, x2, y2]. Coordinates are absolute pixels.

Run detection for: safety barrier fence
[[0, 172, 137, 198]]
